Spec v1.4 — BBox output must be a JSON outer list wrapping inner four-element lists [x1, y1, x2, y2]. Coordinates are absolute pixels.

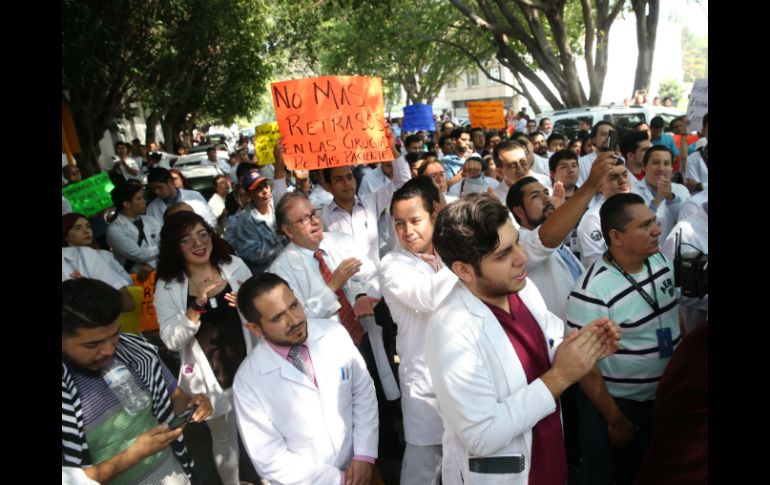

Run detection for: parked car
[[536, 105, 684, 140], [176, 163, 220, 200]]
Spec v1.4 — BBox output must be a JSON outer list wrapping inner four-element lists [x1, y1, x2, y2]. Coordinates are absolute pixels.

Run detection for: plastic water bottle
[[101, 358, 151, 416]]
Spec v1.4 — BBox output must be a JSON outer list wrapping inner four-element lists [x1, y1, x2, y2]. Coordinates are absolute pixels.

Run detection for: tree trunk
[[512, 71, 541, 115], [145, 112, 162, 145], [632, 0, 660, 94]]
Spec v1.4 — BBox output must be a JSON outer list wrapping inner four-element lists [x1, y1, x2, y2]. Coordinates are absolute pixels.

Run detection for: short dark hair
[[404, 152, 422, 168], [207, 146, 216, 153], [237, 272, 292, 325], [236, 162, 257, 181], [433, 193, 510, 272], [404, 134, 422, 146], [275, 191, 310, 236], [619, 130, 649, 159], [642, 145, 674, 167], [417, 158, 443, 177], [493, 139, 527, 165], [538, 117, 551, 127], [505, 176, 538, 223], [450, 128, 466, 140], [390, 175, 440, 216], [632, 121, 649, 130], [156, 211, 233, 283], [470, 127, 484, 136], [213, 174, 228, 186], [147, 167, 172, 184], [549, 149, 578, 173], [111, 183, 144, 213], [590, 121, 616, 140], [438, 134, 453, 148], [114, 141, 129, 151], [669, 115, 686, 131], [62, 278, 123, 337], [547, 133, 567, 146], [649, 116, 665, 129], [321, 166, 353, 188], [600, 193, 646, 247]]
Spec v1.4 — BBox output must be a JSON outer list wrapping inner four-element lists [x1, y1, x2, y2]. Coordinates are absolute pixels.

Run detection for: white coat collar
[[255, 320, 328, 389]]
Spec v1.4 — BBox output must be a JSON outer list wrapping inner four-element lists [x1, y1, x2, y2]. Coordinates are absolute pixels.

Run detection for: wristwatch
[[190, 299, 206, 311]]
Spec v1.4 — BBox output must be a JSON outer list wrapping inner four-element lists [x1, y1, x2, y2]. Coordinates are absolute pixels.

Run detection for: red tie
[[313, 250, 364, 346]]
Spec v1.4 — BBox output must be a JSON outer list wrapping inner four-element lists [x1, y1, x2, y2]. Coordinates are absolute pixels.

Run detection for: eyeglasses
[[501, 160, 529, 170], [291, 208, 322, 227], [180, 231, 211, 247]]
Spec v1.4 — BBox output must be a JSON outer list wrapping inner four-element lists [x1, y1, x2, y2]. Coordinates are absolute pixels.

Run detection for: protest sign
[[271, 75, 393, 170], [62, 172, 114, 217], [466, 100, 505, 129], [402, 104, 435, 132], [254, 122, 281, 166], [686, 79, 708, 129]]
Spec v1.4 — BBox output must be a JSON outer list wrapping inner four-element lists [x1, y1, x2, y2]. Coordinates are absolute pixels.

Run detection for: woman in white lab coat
[[154, 211, 254, 485]]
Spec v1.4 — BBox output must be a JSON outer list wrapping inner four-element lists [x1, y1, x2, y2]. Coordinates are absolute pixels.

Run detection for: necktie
[[313, 250, 364, 346], [287, 345, 315, 383], [133, 217, 147, 246], [557, 245, 582, 280]]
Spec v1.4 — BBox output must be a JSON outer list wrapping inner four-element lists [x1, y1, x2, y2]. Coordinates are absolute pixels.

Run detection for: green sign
[[62, 172, 115, 217]]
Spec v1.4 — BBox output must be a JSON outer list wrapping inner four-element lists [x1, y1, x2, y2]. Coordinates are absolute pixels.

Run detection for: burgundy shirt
[[485, 293, 567, 485]]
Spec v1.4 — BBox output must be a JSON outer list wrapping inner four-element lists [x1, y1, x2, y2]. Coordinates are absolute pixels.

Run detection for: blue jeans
[[576, 388, 653, 485]]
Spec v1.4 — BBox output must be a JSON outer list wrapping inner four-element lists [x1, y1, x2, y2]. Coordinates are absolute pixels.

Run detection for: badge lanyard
[[606, 252, 673, 358]]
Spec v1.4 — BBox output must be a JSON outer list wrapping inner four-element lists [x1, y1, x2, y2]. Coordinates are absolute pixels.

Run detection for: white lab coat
[[106, 213, 161, 273], [268, 232, 400, 400], [425, 281, 564, 485], [633, 180, 690, 240], [233, 319, 379, 485], [61, 246, 129, 290], [519, 225, 584, 323], [154, 256, 255, 418], [379, 248, 457, 445]]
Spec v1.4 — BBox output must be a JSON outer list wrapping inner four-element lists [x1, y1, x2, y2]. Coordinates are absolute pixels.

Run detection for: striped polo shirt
[[565, 252, 681, 401]]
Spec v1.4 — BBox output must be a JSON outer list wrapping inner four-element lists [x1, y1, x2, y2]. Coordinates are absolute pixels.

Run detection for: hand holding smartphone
[[168, 404, 199, 429]]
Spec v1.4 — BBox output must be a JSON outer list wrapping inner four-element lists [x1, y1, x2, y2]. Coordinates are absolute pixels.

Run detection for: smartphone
[[168, 404, 198, 429], [600, 130, 618, 153]]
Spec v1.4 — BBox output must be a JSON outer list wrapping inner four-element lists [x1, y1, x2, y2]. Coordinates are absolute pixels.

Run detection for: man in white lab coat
[[425, 194, 621, 485], [380, 176, 458, 484], [233, 272, 379, 485]]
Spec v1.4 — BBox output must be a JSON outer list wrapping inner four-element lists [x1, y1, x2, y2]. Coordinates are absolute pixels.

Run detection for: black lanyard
[[605, 252, 659, 313]]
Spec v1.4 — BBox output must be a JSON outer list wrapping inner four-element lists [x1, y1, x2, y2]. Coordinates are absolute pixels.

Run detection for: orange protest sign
[[466, 101, 506, 129], [131, 272, 160, 333], [271, 76, 393, 171]]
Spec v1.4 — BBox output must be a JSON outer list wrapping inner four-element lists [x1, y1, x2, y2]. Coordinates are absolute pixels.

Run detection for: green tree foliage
[[448, 0, 627, 109], [312, 1, 492, 105], [658, 78, 683, 105], [63, 0, 169, 174], [63, 0, 272, 169], [681, 27, 707, 82]]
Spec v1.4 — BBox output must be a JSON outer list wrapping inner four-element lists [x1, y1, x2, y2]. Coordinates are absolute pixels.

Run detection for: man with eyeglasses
[[269, 192, 402, 461], [492, 140, 553, 209], [234, 147, 289, 274]]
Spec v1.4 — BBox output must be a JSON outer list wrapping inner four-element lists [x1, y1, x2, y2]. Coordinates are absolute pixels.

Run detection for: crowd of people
[[62, 109, 708, 485]]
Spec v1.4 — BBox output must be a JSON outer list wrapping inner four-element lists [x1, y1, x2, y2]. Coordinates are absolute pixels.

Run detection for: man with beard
[[233, 272, 379, 485], [62, 278, 212, 484], [505, 152, 617, 321], [425, 193, 621, 485]]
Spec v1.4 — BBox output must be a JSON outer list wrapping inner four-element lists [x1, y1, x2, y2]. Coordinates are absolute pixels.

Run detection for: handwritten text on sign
[[271, 76, 393, 170], [686, 79, 708, 129], [62, 172, 114, 218], [254, 122, 281, 166], [466, 101, 506, 129]]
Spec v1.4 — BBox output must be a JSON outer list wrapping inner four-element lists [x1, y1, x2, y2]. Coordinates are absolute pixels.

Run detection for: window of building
[[466, 70, 479, 87]]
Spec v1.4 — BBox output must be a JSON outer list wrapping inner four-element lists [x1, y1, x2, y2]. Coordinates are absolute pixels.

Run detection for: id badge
[[657, 327, 673, 358]]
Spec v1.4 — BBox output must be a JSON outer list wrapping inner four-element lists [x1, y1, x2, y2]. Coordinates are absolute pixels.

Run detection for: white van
[[536, 105, 684, 139]]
